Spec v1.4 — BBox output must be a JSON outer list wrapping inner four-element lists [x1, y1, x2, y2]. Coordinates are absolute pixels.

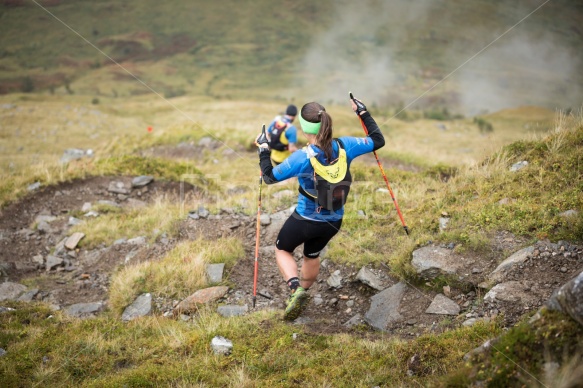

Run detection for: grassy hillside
[[0, 1, 582, 386]]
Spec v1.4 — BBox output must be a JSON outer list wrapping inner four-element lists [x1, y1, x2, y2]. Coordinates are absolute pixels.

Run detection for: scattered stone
[[127, 236, 147, 246], [32, 254, 44, 266], [131, 175, 154, 188], [84, 211, 99, 217], [60, 148, 90, 164], [0, 348, 6, 357], [510, 161, 528, 172], [546, 270, 583, 326], [365, 282, 407, 331], [0, 282, 27, 301], [343, 314, 363, 328], [81, 202, 92, 212], [327, 270, 343, 288], [206, 263, 225, 283], [211, 336, 233, 355], [35, 215, 57, 224], [488, 246, 534, 284], [122, 293, 152, 321], [68, 216, 82, 226], [65, 232, 85, 250], [174, 286, 229, 314], [260, 214, 271, 226], [443, 285, 451, 297], [27, 182, 41, 191], [17, 289, 39, 302], [484, 281, 537, 304], [45, 255, 64, 271], [64, 302, 104, 318], [217, 305, 248, 317], [411, 246, 461, 279], [108, 181, 130, 194], [425, 294, 460, 315], [439, 217, 449, 230], [559, 209, 578, 218], [355, 267, 385, 291], [36, 220, 52, 234], [462, 318, 478, 327]]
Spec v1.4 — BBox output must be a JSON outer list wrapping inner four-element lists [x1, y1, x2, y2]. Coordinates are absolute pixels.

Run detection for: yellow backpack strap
[[309, 144, 347, 184]]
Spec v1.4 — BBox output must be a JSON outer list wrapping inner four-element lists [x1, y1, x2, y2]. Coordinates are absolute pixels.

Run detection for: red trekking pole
[[350, 92, 410, 235], [252, 125, 267, 307]]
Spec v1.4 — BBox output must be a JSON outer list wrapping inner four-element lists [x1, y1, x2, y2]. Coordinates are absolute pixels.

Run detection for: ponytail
[[316, 111, 334, 162], [300, 102, 335, 162]]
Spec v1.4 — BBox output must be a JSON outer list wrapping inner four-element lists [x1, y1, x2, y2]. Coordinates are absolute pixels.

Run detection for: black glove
[[350, 92, 367, 116], [256, 125, 270, 154]]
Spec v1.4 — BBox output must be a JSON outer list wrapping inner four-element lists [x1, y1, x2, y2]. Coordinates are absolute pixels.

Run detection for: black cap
[[286, 104, 298, 117]]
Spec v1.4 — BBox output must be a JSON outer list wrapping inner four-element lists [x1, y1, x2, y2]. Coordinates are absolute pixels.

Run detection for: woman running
[[256, 94, 385, 320]]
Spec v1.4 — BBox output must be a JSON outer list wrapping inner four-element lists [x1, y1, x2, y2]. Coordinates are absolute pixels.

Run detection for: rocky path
[[1, 176, 582, 337]]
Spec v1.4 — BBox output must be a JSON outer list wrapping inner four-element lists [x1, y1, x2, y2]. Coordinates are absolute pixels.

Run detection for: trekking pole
[[253, 125, 267, 307], [350, 92, 410, 235]]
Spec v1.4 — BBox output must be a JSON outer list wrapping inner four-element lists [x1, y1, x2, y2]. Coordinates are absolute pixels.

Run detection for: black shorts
[[276, 211, 342, 258]]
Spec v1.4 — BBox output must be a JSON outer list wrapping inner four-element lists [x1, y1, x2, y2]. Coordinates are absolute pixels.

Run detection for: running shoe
[[283, 286, 309, 321]]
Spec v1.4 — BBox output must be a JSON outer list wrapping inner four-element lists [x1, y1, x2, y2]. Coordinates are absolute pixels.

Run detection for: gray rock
[[35, 215, 57, 224], [327, 270, 343, 288], [425, 294, 460, 315], [364, 282, 407, 331], [64, 302, 104, 318], [27, 182, 41, 191], [81, 202, 92, 212], [260, 214, 271, 226], [355, 267, 385, 291], [211, 336, 233, 355], [108, 181, 130, 194], [546, 270, 583, 326], [0, 348, 5, 357], [45, 255, 63, 271], [60, 148, 87, 164], [411, 246, 461, 279], [206, 263, 225, 283], [65, 232, 85, 250], [510, 161, 528, 172], [36, 221, 51, 234], [439, 217, 450, 231], [131, 175, 154, 188], [127, 236, 147, 246], [343, 314, 364, 328], [0, 282, 27, 301], [488, 246, 534, 284], [559, 209, 578, 218], [17, 288, 39, 302], [217, 305, 248, 317], [484, 281, 537, 304], [122, 293, 152, 321], [68, 216, 82, 226], [32, 254, 44, 266]]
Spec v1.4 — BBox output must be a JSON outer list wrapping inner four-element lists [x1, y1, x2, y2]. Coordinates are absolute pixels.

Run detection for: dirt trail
[[1, 174, 581, 337]]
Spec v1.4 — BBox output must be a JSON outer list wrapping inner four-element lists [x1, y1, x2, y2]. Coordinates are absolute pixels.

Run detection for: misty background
[[291, 0, 583, 115]]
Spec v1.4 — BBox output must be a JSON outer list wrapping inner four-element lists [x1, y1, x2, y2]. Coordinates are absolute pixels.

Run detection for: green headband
[[299, 112, 321, 135]]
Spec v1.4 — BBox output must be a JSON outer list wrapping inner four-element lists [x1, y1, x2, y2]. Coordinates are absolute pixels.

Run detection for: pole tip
[[349, 92, 354, 100]]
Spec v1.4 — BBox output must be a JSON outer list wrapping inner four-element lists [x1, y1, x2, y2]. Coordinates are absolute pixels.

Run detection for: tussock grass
[[108, 237, 244, 313], [70, 195, 181, 249], [0, 302, 503, 387]]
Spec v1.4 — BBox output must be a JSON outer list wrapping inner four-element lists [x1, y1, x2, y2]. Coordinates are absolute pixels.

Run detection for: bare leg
[[300, 256, 319, 289], [275, 248, 298, 288]]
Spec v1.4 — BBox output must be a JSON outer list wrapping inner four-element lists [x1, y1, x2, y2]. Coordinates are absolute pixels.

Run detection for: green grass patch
[[0, 301, 501, 387], [108, 237, 244, 314]]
